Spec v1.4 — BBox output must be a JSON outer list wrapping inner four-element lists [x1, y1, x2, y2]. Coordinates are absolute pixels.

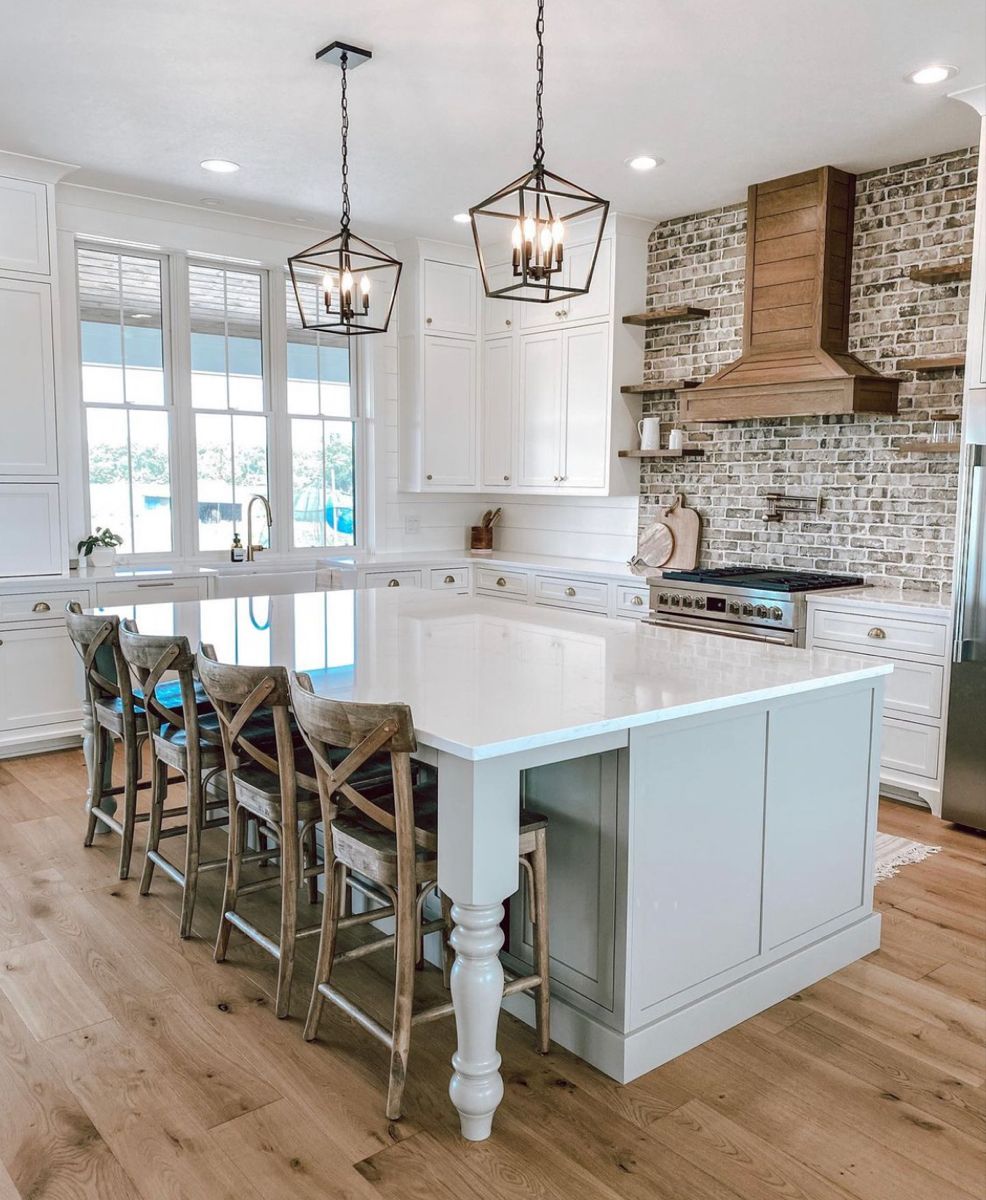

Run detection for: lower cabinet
[[0, 623, 84, 751], [361, 570, 423, 589]]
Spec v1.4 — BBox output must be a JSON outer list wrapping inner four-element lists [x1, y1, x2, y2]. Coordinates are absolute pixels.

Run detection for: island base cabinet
[[0, 624, 84, 755]]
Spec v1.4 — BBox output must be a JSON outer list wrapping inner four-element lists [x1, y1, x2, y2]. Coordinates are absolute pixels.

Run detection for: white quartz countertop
[[806, 586, 951, 618], [97, 589, 890, 761], [324, 549, 655, 583]]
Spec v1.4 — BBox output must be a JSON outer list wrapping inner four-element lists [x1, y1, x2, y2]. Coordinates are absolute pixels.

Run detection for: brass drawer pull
[[387, 579, 401, 588], [496, 577, 507, 587], [565, 587, 576, 597], [631, 594, 644, 606], [443, 575, 456, 585], [32, 601, 51, 613], [867, 627, 887, 639]]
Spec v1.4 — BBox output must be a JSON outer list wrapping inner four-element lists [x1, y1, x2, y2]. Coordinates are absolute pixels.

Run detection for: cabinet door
[[563, 237, 612, 323], [517, 331, 563, 486], [422, 260, 477, 337], [481, 337, 514, 487], [0, 176, 49, 274], [0, 278, 57, 475], [421, 337, 477, 487], [0, 484, 61, 576], [0, 625, 82, 732], [482, 262, 517, 335], [561, 324, 610, 489]]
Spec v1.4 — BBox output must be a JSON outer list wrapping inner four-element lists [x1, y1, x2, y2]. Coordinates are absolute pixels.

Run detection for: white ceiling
[[1, 1, 983, 241]]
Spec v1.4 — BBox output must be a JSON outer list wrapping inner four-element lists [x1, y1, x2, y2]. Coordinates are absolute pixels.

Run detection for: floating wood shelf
[[894, 441, 961, 455], [909, 258, 973, 285], [899, 355, 965, 372], [618, 448, 706, 459], [621, 380, 701, 395], [622, 306, 711, 326]]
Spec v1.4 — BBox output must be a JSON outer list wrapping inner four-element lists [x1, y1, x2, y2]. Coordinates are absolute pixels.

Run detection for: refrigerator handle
[[954, 444, 984, 664]]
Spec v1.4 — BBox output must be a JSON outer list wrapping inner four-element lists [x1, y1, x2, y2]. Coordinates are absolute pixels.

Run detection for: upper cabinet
[[0, 176, 50, 276], [422, 259, 478, 337], [0, 278, 58, 475], [398, 219, 650, 497]]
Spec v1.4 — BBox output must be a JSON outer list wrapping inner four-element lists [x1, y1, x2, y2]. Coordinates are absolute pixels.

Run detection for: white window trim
[[76, 240, 369, 565]]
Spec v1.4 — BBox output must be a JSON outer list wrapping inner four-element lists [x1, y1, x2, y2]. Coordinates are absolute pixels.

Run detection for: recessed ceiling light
[[452, 212, 471, 224], [626, 154, 663, 172], [906, 64, 958, 85], [200, 158, 240, 173]]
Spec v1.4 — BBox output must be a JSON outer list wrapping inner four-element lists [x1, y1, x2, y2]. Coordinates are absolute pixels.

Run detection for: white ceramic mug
[[638, 417, 661, 451]]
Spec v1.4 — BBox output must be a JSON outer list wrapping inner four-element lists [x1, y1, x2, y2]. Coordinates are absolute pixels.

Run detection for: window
[[78, 247, 173, 554], [190, 263, 269, 551], [286, 277, 356, 549]]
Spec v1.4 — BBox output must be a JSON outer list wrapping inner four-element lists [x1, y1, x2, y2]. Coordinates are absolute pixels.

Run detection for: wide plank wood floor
[[0, 746, 983, 1199]]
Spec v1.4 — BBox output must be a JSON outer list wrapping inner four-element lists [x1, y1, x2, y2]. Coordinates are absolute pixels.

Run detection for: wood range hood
[[680, 166, 899, 422]]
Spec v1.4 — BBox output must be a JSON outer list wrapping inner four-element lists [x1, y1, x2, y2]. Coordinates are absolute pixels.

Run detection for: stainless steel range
[[648, 567, 865, 647]]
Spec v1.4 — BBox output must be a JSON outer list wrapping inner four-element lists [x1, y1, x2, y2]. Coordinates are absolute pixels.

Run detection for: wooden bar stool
[[118, 621, 256, 938], [290, 671, 551, 1123], [65, 602, 189, 880]]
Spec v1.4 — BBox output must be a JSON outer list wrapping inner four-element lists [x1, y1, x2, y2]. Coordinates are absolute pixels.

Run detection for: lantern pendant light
[[469, 0, 609, 305], [288, 42, 401, 337]]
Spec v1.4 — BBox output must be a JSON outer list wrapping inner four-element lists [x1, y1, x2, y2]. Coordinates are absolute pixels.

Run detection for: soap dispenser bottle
[[230, 533, 245, 563]]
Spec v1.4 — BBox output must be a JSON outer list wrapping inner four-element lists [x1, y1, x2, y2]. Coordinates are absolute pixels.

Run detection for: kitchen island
[[93, 588, 890, 1141]]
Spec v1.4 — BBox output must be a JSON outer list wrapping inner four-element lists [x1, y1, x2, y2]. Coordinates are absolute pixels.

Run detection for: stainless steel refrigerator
[[942, 442, 986, 829]]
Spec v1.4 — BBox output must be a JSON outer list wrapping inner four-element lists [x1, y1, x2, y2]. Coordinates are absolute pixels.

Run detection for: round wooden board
[[637, 521, 675, 568]]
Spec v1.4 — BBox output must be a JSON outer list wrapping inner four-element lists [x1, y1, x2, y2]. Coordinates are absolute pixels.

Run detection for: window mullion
[[169, 251, 196, 560]]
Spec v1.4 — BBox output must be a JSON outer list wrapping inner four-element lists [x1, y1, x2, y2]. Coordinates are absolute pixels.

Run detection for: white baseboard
[[0, 724, 83, 760]]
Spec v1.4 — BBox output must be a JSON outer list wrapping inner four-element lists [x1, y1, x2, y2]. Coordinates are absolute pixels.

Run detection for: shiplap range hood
[[681, 165, 899, 422]]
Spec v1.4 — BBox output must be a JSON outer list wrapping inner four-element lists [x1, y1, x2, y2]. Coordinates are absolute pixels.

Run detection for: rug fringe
[[874, 835, 941, 883]]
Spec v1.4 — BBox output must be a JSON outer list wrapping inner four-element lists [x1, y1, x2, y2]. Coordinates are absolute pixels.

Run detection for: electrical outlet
[[404, 516, 420, 534]]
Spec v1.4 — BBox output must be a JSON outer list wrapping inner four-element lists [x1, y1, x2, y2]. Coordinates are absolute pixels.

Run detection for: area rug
[[874, 832, 941, 882]]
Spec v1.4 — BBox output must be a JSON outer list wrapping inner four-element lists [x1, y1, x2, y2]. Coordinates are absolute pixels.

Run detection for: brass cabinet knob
[[444, 575, 456, 585], [387, 579, 401, 587], [867, 627, 886, 639], [565, 587, 576, 597], [426, 474, 433, 481], [503, 474, 510, 481], [426, 317, 433, 325], [496, 577, 507, 587], [32, 601, 51, 613], [631, 594, 644, 606], [505, 319, 512, 327]]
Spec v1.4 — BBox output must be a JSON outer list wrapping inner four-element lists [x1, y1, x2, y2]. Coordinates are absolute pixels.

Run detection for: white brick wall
[[638, 147, 978, 590]]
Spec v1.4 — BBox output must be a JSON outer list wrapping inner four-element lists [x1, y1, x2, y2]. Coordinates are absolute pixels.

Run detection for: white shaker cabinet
[[0, 483, 62, 576], [481, 337, 515, 487], [421, 336, 477, 488], [0, 277, 58, 475], [422, 258, 478, 337], [517, 330, 564, 486], [561, 323, 610, 490], [0, 175, 50, 275]]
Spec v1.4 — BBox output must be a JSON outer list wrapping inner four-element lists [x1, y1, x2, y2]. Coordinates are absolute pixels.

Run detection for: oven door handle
[[649, 617, 794, 646]]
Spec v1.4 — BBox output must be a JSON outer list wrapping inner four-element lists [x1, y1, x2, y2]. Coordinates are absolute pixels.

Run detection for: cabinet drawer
[[615, 584, 650, 618], [96, 579, 207, 606], [362, 570, 422, 589], [430, 567, 470, 592], [535, 574, 608, 611], [0, 589, 91, 624], [814, 643, 944, 719], [881, 717, 941, 780], [476, 567, 529, 597], [811, 608, 947, 658]]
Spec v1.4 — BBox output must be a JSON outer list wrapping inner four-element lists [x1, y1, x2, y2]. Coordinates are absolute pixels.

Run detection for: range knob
[[670, 594, 681, 607], [742, 603, 754, 617], [658, 592, 669, 606], [682, 596, 694, 609], [770, 606, 784, 621], [694, 596, 706, 610], [728, 601, 741, 615], [755, 604, 769, 619]]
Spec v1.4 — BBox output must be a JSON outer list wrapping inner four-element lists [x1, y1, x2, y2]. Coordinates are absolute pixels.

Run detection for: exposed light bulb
[[511, 222, 523, 248], [342, 270, 354, 293], [551, 219, 564, 244], [523, 217, 536, 242], [360, 274, 370, 294], [540, 225, 554, 252]]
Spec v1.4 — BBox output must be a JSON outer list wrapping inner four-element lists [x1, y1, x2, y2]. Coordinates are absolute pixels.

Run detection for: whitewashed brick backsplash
[[638, 147, 977, 590]]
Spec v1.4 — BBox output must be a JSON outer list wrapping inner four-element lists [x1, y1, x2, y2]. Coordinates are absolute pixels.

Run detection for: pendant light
[[469, 0, 609, 305], [288, 42, 401, 337]]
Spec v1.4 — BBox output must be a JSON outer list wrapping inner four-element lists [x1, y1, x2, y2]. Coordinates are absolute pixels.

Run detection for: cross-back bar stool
[[289, 671, 551, 1122], [65, 601, 190, 880], [118, 621, 247, 937]]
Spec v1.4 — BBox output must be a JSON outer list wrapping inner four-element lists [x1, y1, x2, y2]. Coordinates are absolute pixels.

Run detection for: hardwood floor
[[0, 746, 983, 1199]]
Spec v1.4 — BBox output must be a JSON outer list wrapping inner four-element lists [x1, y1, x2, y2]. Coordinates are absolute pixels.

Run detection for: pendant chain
[[340, 51, 351, 231], [533, 0, 546, 169]]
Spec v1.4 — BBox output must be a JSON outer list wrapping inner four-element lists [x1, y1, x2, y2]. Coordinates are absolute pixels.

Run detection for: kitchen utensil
[[470, 525, 494, 553], [637, 417, 661, 451], [488, 507, 503, 527], [637, 521, 675, 568], [660, 494, 701, 570], [480, 509, 493, 527]]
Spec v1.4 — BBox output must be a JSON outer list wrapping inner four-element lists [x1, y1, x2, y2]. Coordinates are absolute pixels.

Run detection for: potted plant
[[77, 527, 124, 569]]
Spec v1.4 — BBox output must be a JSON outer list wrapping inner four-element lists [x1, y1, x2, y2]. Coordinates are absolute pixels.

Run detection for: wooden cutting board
[[660, 495, 701, 570], [637, 520, 675, 568]]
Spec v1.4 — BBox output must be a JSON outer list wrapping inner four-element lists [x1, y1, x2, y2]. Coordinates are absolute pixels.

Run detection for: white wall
[[54, 182, 637, 564]]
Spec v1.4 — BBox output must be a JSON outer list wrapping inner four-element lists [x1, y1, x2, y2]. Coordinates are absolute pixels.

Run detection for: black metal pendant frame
[[288, 40, 401, 337]]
